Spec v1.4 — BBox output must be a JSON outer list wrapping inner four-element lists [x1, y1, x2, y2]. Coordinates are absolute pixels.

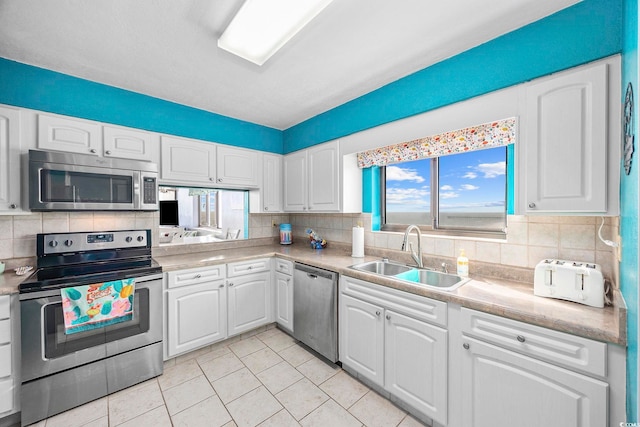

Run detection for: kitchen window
[[381, 146, 508, 236]]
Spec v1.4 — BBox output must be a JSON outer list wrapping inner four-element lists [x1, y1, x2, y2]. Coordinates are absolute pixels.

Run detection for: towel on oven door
[[61, 278, 135, 334]]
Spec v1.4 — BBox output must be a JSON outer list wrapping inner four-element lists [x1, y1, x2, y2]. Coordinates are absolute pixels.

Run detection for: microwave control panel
[[143, 177, 157, 204]]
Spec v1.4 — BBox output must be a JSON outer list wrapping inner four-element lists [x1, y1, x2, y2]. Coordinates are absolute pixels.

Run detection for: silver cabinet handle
[[229, 282, 234, 286], [248, 266, 253, 270], [89, 148, 97, 153], [375, 311, 381, 316], [385, 314, 391, 320], [194, 274, 202, 279], [463, 343, 470, 350], [516, 335, 526, 343], [209, 177, 214, 181], [105, 150, 112, 155], [217, 178, 223, 182], [528, 202, 536, 209], [9, 204, 16, 209], [286, 278, 290, 283], [219, 284, 224, 288], [264, 206, 268, 211]]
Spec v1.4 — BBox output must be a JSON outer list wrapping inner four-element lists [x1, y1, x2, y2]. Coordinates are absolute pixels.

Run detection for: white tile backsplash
[[0, 211, 619, 285]]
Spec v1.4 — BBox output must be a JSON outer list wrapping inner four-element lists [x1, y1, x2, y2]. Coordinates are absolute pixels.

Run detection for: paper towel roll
[[352, 226, 365, 257]]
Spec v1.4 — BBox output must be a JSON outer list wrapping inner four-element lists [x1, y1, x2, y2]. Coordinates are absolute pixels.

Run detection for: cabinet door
[[385, 310, 448, 425], [166, 281, 227, 357], [0, 106, 23, 213], [37, 114, 101, 155], [103, 126, 154, 162], [461, 336, 608, 427], [283, 150, 307, 211], [161, 136, 216, 184], [227, 272, 271, 336], [307, 140, 340, 211], [262, 153, 283, 212], [216, 145, 259, 187], [275, 272, 293, 332], [523, 63, 608, 213], [339, 294, 384, 387]]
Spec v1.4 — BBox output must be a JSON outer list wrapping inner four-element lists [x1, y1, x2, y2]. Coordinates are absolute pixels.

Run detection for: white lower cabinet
[[274, 259, 294, 332], [227, 271, 271, 336], [0, 295, 15, 416], [165, 260, 274, 358], [459, 308, 608, 427], [165, 266, 227, 358], [339, 276, 448, 425]]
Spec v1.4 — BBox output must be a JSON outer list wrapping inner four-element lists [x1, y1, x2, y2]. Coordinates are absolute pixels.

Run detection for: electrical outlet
[[272, 220, 277, 227], [616, 235, 622, 262]]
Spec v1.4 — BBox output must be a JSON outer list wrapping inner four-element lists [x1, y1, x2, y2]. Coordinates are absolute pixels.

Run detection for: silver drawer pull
[[229, 282, 234, 287], [248, 266, 253, 270], [516, 335, 526, 343], [385, 314, 391, 320], [375, 311, 381, 316], [194, 274, 202, 279], [463, 343, 470, 350]]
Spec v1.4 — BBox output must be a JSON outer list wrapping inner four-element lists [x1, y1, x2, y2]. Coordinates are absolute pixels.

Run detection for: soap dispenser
[[457, 249, 469, 277]]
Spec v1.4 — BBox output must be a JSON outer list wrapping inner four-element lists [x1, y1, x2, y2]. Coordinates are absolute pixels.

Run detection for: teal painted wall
[[0, 58, 283, 153], [621, 0, 638, 421], [283, 0, 623, 153]]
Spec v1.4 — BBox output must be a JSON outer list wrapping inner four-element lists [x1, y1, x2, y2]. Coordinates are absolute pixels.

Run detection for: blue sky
[[386, 146, 506, 212]]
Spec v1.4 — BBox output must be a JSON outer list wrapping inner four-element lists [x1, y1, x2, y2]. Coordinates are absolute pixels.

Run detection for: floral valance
[[356, 117, 517, 168]]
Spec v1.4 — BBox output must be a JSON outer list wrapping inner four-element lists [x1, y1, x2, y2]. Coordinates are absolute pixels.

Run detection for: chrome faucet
[[401, 225, 423, 268]]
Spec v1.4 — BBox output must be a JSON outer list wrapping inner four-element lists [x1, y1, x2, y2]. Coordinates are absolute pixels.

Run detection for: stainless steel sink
[[349, 260, 414, 276], [349, 259, 469, 291], [393, 269, 469, 291]]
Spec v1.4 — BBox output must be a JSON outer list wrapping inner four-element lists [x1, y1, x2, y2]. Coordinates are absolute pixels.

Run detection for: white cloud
[[440, 185, 454, 191], [462, 172, 478, 179], [440, 191, 459, 199], [460, 184, 479, 191], [386, 188, 429, 205], [386, 166, 425, 183], [477, 161, 506, 178]]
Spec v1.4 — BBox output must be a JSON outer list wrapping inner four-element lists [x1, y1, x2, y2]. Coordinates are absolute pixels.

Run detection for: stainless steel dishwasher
[[293, 263, 338, 363]]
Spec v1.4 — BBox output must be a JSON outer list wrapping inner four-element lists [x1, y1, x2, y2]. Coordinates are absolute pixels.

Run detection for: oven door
[[20, 274, 162, 383]]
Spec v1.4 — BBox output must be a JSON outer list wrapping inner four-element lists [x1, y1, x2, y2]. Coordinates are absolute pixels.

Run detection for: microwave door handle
[[133, 171, 141, 210]]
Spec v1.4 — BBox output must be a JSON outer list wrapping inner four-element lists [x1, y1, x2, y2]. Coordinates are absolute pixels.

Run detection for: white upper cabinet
[[37, 113, 101, 155], [283, 150, 308, 211], [103, 125, 155, 162], [284, 140, 349, 212], [161, 136, 216, 184], [0, 105, 26, 214], [308, 141, 340, 211], [216, 145, 259, 188], [262, 153, 283, 212], [36, 113, 157, 162], [519, 57, 620, 215]]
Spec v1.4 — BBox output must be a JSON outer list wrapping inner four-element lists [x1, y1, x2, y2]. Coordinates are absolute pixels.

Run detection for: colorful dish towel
[[61, 278, 135, 335]]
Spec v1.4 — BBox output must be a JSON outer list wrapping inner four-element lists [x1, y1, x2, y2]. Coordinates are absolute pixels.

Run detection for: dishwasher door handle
[[307, 273, 318, 279]]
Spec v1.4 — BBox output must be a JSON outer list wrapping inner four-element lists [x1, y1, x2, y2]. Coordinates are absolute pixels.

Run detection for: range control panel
[[41, 230, 149, 255]]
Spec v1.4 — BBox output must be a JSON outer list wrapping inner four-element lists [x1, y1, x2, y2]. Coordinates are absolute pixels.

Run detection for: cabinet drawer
[[0, 344, 11, 377], [166, 265, 225, 289], [0, 319, 9, 345], [274, 259, 293, 276], [0, 377, 13, 414], [0, 296, 9, 320], [227, 258, 271, 277], [341, 276, 447, 328], [460, 308, 606, 377]]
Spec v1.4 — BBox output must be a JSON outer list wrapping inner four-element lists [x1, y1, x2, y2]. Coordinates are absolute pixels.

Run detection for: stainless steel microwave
[[28, 149, 158, 211]]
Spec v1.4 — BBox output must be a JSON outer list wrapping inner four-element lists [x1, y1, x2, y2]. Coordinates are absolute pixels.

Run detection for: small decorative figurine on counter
[[305, 228, 327, 249]]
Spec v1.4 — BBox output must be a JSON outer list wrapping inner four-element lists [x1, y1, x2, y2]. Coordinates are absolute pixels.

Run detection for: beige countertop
[[155, 243, 626, 346], [1, 243, 626, 346]]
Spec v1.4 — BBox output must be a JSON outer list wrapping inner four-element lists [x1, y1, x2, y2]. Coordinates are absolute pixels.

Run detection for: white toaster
[[533, 259, 605, 308]]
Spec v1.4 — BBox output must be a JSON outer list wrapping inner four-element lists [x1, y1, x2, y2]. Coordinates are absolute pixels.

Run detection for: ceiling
[[0, 0, 579, 130]]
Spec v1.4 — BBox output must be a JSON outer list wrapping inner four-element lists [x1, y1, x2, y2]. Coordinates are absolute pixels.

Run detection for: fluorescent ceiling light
[[218, 0, 333, 66]]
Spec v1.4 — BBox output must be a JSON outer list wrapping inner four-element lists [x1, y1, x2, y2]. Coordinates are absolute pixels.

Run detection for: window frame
[[380, 151, 508, 239]]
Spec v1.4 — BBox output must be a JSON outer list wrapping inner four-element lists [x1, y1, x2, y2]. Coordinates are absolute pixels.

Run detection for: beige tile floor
[[29, 327, 426, 427]]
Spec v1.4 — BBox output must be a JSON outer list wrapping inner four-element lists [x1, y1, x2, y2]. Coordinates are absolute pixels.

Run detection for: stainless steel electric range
[[18, 229, 163, 426]]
